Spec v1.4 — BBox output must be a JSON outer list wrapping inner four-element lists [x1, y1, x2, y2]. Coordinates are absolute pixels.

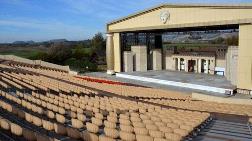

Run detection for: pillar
[[152, 49, 162, 70], [209, 59, 215, 75], [178, 58, 181, 71], [195, 59, 198, 73], [106, 33, 115, 74], [237, 24, 252, 90], [131, 46, 147, 71], [195, 59, 199, 73], [113, 33, 121, 72], [123, 51, 133, 72], [185, 59, 188, 72], [198, 59, 202, 73]]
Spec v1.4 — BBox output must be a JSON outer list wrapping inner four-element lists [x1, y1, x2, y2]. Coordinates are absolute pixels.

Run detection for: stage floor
[[116, 70, 236, 94], [119, 70, 235, 89]]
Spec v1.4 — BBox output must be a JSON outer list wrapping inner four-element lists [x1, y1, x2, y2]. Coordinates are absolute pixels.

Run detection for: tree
[[47, 43, 72, 64], [91, 32, 106, 57], [225, 36, 238, 46]]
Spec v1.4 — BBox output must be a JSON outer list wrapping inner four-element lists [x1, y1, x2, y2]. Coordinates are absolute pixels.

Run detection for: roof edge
[[107, 3, 252, 27]]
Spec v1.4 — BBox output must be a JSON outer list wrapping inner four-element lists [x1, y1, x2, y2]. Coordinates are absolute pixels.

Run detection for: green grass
[[71, 47, 93, 54], [0, 49, 46, 59]]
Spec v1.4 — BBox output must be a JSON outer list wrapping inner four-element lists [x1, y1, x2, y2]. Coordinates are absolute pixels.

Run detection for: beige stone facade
[[106, 4, 252, 92], [131, 46, 147, 72]]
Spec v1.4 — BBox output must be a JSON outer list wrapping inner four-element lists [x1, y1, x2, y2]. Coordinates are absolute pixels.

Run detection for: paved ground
[[194, 120, 252, 141], [83, 72, 251, 99]]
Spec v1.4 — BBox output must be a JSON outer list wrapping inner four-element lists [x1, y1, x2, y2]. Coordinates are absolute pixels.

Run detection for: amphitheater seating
[[4, 62, 252, 141]]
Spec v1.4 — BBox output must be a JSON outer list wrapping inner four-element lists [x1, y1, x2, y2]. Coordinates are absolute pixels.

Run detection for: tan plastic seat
[[55, 113, 65, 123], [67, 127, 81, 139], [149, 130, 164, 138], [0, 118, 10, 130], [167, 123, 179, 129], [86, 122, 99, 133], [143, 120, 154, 125], [165, 133, 183, 141], [120, 124, 134, 133], [104, 127, 119, 139], [119, 119, 131, 126], [32, 116, 42, 127], [10, 123, 23, 136], [58, 107, 66, 115], [145, 124, 158, 130], [132, 122, 145, 128], [159, 126, 172, 133], [173, 128, 188, 137], [17, 109, 25, 119], [104, 120, 116, 129], [136, 135, 153, 141], [91, 117, 103, 126], [81, 130, 99, 141], [71, 119, 84, 129], [42, 120, 54, 131], [77, 108, 84, 114], [99, 135, 116, 141], [54, 123, 67, 135], [153, 138, 167, 141], [25, 112, 33, 123], [23, 128, 36, 141], [77, 113, 86, 122], [119, 131, 136, 141], [107, 116, 117, 123], [134, 127, 148, 135], [70, 111, 77, 119], [249, 118, 252, 124], [95, 113, 103, 120], [180, 124, 193, 132], [35, 132, 51, 141], [130, 117, 141, 122], [46, 110, 55, 119]]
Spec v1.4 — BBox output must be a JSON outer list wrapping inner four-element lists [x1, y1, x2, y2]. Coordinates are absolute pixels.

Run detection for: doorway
[[188, 60, 196, 72]]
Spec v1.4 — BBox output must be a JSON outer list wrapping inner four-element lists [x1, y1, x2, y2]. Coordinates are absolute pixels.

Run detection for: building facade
[[106, 4, 252, 93]]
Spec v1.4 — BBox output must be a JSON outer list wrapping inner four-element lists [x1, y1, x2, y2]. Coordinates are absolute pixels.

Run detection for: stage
[[116, 70, 236, 94]]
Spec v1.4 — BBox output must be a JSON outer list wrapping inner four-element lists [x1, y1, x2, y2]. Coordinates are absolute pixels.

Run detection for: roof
[[107, 3, 252, 26]]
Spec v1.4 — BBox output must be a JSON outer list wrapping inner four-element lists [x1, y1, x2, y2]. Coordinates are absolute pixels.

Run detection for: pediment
[[107, 4, 252, 32]]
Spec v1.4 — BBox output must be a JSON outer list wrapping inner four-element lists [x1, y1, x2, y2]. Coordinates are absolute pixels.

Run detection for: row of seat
[[1, 90, 210, 141], [0, 84, 210, 140], [0, 63, 213, 141], [140, 98, 252, 116], [15, 64, 190, 100]]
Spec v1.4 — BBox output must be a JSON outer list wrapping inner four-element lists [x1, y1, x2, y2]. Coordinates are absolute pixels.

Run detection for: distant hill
[[49, 39, 68, 43], [163, 30, 238, 43], [13, 40, 35, 45]]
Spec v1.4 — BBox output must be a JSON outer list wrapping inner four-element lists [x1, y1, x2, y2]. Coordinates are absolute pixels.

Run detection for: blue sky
[[0, 0, 251, 43]]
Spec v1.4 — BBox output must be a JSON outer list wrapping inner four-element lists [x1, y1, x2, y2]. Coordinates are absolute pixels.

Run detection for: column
[[152, 49, 162, 70], [185, 59, 188, 72], [123, 51, 133, 72], [195, 59, 198, 73], [237, 24, 252, 90], [209, 59, 215, 75], [131, 46, 147, 71], [178, 58, 181, 71], [106, 33, 115, 75], [206, 59, 209, 74], [198, 59, 202, 73]]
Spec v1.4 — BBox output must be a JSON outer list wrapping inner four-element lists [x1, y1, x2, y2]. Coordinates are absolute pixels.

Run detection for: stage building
[[105, 4, 252, 94]]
